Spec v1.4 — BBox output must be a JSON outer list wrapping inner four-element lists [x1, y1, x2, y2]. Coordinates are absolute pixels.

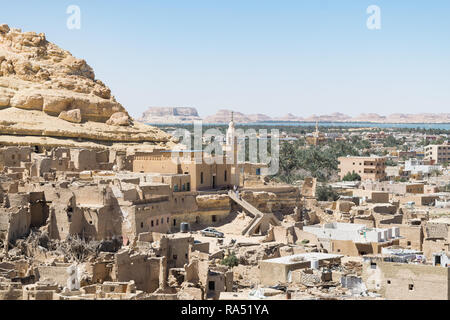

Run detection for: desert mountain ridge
[[139, 107, 450, 124]]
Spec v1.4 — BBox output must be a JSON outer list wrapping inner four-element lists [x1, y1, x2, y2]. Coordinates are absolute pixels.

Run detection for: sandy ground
[[188, 212, 265, 252], [215, 212, 254, 235]]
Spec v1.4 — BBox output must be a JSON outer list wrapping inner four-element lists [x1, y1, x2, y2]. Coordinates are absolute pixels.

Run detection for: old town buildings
[[1, 121, 450, 300]]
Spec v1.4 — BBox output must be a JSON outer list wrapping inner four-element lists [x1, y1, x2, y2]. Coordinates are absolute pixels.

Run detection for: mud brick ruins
[[0, 24, 449, 300]]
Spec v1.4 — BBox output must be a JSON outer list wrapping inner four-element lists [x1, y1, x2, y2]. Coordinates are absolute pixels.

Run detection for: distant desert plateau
[[138, 107, 450, 124]]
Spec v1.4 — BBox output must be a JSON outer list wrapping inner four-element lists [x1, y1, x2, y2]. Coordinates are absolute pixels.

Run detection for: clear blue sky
[[2, 1, 450, 118]]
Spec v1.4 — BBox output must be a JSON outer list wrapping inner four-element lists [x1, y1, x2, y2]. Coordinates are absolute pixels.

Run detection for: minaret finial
[[231, 111, 234, 122]]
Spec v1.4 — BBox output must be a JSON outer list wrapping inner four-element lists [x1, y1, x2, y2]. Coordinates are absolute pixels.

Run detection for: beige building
[[132, 149, 238, 191], [338, 156, 386, 181], [361, 181, 424, 195], [362, 257, 450, 300], [0, 147, 32, 171], [132, 119, 241, 191], [424, 144, 450, 164]]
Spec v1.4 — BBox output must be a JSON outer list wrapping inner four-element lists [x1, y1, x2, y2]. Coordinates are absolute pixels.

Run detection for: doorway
[[435, 255, 441, 266]]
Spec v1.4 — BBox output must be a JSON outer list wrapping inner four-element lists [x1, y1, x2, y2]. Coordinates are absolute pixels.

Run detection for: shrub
[[342, 172, 361, 181], [221, 252, 239, 268], [316, 185, 340, 202]]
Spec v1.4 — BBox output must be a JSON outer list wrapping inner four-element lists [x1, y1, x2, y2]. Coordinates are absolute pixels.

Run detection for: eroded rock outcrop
[[0, 24, 172, 150], [0, 24, 125, 122], [58, 109, 81, 123], [106, 112, 131, 126]]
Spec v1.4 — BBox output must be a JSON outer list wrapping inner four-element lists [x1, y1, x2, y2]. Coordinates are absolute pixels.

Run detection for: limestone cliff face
[[0, 24, 126, 122], [138, 107, 201, 124], [0, 24, 172, 149]]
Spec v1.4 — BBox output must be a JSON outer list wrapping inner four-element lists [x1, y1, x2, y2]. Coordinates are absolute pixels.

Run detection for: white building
[[404, 159, 442, 175], [259, 252, 343, 286], [303, 222, 400, 244], [433, 252, 449, 267]]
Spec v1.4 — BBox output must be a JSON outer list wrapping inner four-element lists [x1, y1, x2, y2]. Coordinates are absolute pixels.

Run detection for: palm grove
[[274, 136, 374, 201]]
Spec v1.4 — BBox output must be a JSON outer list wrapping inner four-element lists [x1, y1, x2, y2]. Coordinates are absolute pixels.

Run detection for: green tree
[[278, 142, 299, 184], [342, 172, 361, 181], [383, 135, 402, 148], [316, 185, 339, 202], [385, 159, 396, 166]]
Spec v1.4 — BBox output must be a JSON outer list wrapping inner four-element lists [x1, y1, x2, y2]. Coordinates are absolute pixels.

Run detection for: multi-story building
[[132, 118, 241, 191], [132, 147, 243, 192], [338, 156, 386, 181], [424, 144, 450, 164]]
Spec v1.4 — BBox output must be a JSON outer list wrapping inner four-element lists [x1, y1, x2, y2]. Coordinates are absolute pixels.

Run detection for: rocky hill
[[305, 113, 353, 122], [202, 109, 273, 124], [138, 107, 201, 123], [0, 24, 172, 150], [352, 113, 387, 123], [203, 109, 250, 124], [247, 113, 273, 123]]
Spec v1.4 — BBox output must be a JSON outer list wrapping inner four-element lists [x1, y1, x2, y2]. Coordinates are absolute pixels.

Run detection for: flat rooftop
[[306, 222, 366, 231], [428, 217, 450, 225], [381, 247, 422, 255], [306, 222, 396, 233], [262, 252, 343, 265], [339, 155, 385, 159]]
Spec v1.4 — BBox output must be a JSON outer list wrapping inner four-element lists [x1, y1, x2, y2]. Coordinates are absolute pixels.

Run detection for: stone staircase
[[228, 190, 280, 236]]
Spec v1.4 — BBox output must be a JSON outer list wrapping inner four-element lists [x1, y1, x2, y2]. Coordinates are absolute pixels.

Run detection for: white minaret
[[314, 121, 319, 137], [224, 111, 239, 186], [226, 111, 235, 146]]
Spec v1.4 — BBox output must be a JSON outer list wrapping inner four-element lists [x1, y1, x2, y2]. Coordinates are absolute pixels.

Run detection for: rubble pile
[[235, 243, 282, 266]]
